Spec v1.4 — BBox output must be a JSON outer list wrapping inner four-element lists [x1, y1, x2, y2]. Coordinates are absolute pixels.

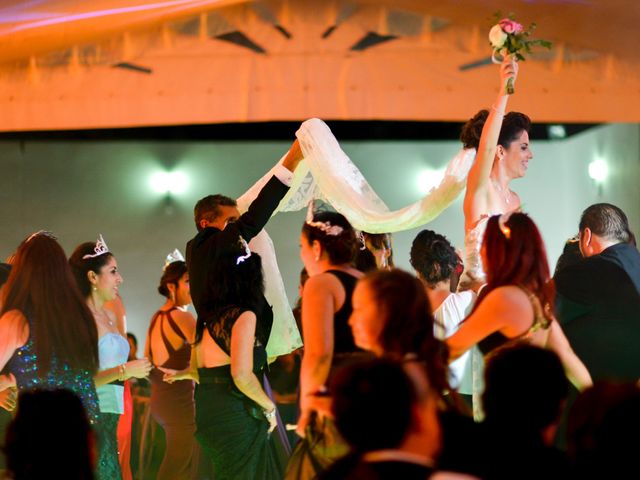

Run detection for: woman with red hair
[[447, 213, 591, 392]]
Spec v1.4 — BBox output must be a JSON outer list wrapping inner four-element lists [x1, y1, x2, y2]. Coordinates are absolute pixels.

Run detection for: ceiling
[[1, 0, 639, 131]]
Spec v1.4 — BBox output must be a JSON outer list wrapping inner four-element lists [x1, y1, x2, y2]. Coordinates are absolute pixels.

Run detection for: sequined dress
[[6, 319, 100, 425]]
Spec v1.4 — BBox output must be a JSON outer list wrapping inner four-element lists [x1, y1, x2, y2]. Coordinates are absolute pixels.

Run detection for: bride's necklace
[[492, 179, 512, 205]]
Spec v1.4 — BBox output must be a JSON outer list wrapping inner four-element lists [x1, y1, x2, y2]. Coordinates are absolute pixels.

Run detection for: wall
[[1, 123, 638, 343]]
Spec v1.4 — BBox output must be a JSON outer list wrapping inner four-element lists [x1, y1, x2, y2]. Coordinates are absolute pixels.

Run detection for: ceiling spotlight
[[150, 171, 189, 195], [588, 158, 608, 183], [548, 125, 567, 140], [417, 168, 445, 194]]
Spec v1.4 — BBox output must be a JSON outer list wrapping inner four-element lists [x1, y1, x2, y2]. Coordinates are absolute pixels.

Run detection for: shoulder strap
[[518, 286, 552, 335], [148, 308, 186, 363]]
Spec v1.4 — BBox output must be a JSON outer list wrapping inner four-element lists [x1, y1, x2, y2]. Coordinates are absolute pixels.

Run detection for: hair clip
[[498, 212, 513, 240], [357, 231, 367, 250], [164, 248, 185, 270], [25, 230, 57, 243], [236, 236, 252, 265], [83, 234, 110, 259], [305, 201, 344, 236]]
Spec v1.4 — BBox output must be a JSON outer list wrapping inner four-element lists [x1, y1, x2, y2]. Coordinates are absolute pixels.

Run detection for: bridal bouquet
[[489, 14, 552, 94]]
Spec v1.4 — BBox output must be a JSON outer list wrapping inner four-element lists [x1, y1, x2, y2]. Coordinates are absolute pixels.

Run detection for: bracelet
[[264, 408, 276, 420], [118, 364, 126, 381]]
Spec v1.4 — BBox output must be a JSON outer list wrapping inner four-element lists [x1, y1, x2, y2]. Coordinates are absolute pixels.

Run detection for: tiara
[[83, 234, 110, 259], [305, 202, 344, 236], [164, 248, 185, 270], [236, 236, 252, 265], [25, 230, 57, 243]]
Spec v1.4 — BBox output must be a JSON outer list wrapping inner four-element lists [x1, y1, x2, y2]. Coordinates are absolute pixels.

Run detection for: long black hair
[[194, 237, 265, 344]]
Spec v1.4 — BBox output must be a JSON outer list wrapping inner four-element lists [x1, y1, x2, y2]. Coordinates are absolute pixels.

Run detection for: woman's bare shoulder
[[485, 285, 531, 308]]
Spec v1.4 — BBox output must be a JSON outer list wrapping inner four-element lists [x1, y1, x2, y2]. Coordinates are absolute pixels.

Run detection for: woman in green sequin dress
[[0, 232, 100, 424]]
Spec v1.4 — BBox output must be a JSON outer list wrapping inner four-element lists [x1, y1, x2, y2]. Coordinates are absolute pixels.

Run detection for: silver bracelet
[[264, 408, 277, 420]]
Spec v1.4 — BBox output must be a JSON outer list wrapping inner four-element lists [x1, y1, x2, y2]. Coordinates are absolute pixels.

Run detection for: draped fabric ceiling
[[1, 0, 639, 131]]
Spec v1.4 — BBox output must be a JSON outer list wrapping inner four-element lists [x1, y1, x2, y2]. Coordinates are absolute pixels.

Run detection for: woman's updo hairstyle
[[410, 229, 458, 287], [460, 109, 532, 150], [158, 261, 187, 298], [69, 243, 114, 297], [302, 211, 357, 265], [460, 109, 488, 150]]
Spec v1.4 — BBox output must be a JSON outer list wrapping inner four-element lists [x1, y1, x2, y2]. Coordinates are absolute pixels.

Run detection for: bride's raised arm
[[463, 57, 518, 231]]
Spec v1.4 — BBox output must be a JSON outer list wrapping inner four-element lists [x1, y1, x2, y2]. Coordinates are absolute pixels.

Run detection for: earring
[[92, 286, 97, 292], [314, 255, 320, 262]]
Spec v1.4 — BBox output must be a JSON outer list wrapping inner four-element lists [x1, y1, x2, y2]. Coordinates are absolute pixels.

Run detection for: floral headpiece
[[305, 202, 344, 236], [236, 236, 252, 265], [164, 248, 185, 270], [83, 234, 110, 259]]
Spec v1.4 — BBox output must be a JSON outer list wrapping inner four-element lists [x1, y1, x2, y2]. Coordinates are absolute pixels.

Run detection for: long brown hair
[[360, 269, 457, 409], [475, 213, 555, 312], [0, 234, 99, 374]]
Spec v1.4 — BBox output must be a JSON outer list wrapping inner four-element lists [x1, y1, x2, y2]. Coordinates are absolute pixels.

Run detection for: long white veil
[[237, 118, 475, 357]]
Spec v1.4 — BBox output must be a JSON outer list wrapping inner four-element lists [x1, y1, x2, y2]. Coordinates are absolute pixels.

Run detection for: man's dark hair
[[5, 389, 94, 480], [579, 203, 633, 244], [483, 344, 568, 435], [193, 194, 237, 231], [331, 358, 416, 452]]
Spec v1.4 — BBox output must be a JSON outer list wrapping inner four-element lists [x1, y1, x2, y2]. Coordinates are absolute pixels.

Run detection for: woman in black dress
[[145, 256, 196, 480], [286, 209, 365, 479], [162, 237, 280, 480]]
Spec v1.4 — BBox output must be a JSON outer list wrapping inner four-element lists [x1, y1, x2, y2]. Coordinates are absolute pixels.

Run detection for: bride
[[460, 55, 533, 290]]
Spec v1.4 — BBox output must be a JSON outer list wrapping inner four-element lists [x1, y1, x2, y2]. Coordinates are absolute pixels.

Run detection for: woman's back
[[7, 310, 100, 424], [474, 286, 550, 355], [147, 307, 192, 370]]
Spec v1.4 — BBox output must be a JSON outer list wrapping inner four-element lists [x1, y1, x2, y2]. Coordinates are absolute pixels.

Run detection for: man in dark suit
[[186, 139, 303, 323], [555, 203, 640, 381]]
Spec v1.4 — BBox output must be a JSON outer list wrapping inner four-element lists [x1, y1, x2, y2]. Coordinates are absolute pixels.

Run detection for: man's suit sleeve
[[221, 175, 289, 246]]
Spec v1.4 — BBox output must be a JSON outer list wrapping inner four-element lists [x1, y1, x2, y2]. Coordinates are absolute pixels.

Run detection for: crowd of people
[[1, 55, 639, 480]]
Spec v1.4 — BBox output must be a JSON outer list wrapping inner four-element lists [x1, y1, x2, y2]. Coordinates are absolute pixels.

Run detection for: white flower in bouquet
[[489, 24, 507, 49]]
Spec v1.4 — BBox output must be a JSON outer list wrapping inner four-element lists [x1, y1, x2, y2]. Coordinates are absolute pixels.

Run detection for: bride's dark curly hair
[[194, 239, 265, 344], [460, 109, 531, 150]]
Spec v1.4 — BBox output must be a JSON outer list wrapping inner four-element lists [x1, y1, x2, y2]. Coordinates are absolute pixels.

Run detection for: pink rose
[[499, 18, 524, 35]]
